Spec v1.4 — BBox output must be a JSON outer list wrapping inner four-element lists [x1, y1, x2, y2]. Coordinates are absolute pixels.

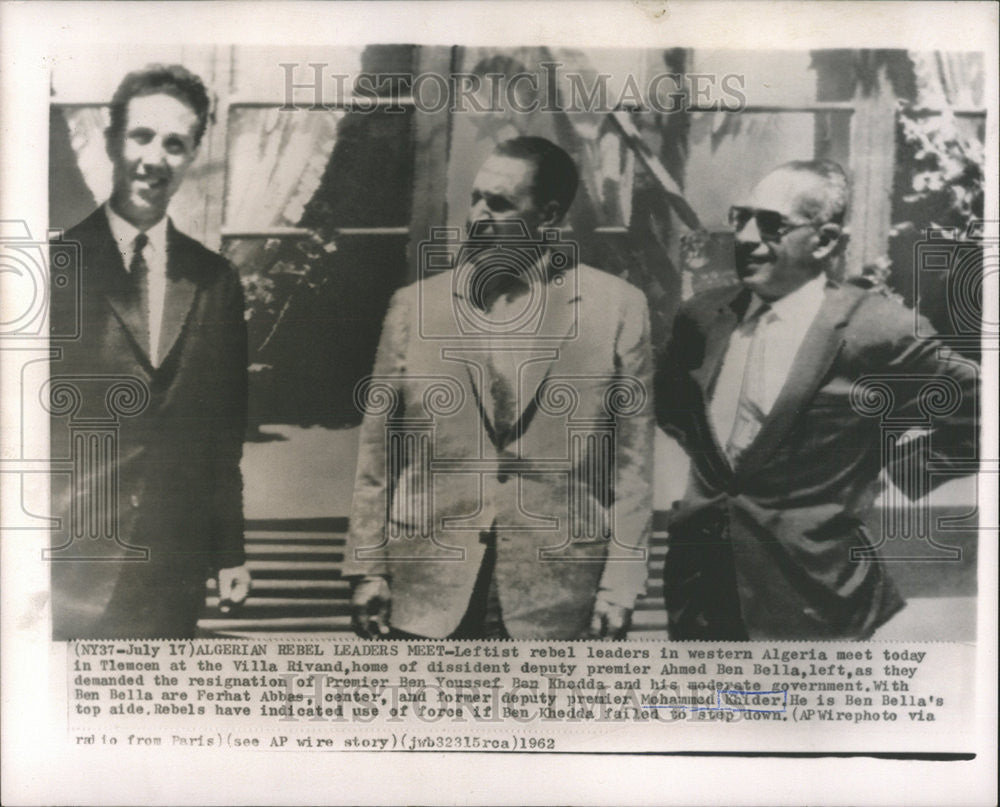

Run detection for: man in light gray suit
[[344, 137, 653, 640]]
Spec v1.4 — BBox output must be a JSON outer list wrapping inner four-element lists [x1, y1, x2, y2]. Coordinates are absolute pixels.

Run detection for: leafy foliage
[[896, 105, 984, 230]]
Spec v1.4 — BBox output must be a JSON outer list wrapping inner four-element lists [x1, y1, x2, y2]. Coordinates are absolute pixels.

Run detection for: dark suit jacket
[[344, 264, 653, 639], [49, 208, 248, 639], [656, 280, 978, 640]]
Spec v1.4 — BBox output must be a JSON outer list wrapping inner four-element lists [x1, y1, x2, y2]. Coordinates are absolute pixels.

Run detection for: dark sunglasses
[[728, 206, 815, 241]]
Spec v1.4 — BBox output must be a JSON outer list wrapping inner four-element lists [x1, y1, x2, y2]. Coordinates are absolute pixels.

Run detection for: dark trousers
[[388, 530, 509, 640], [664, 515, 749, 641]]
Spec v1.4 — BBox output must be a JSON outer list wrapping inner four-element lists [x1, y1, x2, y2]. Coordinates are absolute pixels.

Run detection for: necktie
[[130, 232, 150, 358], [724, 304, 771, 463]]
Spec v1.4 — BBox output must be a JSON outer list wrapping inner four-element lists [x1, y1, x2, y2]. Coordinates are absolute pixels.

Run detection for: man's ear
[[812, 223, 843, 260], [540, 200, 564, 228]]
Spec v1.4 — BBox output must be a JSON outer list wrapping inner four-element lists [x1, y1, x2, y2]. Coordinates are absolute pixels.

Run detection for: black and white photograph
[[1, 2, 996, 805], [43, 44, 983, 642]]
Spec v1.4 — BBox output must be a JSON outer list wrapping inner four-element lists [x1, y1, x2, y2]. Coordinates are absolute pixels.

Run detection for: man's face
[[465, 154, 546, 246], [733, 169, 831, 301], [107, 92, 200, 228]]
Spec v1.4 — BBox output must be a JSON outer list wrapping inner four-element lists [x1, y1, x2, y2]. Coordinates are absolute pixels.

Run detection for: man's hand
[[586, 594, 633, 640], [217, 565, 251, 613], [351, 576, 391, 638]]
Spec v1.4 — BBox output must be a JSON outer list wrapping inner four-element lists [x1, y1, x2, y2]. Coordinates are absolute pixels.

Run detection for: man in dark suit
[[655, 159, 977, 640], [345, 137, 653, 640], [49, 65, 250, 639]]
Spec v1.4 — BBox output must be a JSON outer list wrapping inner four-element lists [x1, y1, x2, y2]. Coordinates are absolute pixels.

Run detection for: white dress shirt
[[709, 273, 828, 447], [105, 204, 169, 367]]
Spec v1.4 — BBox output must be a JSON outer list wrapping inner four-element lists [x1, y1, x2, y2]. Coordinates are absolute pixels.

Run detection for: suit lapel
[[156, 223, 198, 365], [88, 211, 151, 364], [692, 289, 747, 396], [735, 284, 861, 475], [446, 265, 578, 448], [515, 265, 579, 423], [427, 280, 487, 431], [684, 288, 748, 478], [89, 213, 201, 369]]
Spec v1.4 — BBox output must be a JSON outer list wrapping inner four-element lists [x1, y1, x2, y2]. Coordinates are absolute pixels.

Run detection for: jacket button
[[497, 473, 509, 483], [130, 494, 140, 508]]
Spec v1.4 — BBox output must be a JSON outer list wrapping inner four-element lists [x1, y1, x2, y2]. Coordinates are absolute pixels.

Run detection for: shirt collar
[[748, 272, 828, 322], [455, 248, 571, 302], [104, 202, 169, 261]]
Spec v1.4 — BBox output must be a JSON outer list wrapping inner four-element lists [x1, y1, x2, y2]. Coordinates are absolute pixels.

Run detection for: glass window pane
[[225, 234, 409, 430], [224, 107, 414, 231], [224, 107, 343, 230], [683, 111, 852, 229], [690, 50, 819, 107]]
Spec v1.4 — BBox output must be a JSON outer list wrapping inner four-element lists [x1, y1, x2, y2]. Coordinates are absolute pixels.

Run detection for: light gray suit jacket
[[344, 263, 653, 638]]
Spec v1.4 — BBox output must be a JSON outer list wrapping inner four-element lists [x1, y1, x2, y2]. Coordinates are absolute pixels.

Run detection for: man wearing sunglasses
[[654, 159, 977, 640]]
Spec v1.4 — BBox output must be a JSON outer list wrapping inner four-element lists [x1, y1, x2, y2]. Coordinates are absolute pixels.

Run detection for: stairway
[[198, 506, 977, 638], [199, 515, 672, 637]]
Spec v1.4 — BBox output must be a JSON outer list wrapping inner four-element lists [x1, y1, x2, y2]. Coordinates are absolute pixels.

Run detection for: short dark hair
[[774, 159, 849, 225], [493, 136, 579, 216], [106, 64, 212, 147]]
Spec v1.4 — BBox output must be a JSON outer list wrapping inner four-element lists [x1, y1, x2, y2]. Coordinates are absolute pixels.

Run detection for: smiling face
[[106, 92, 200, 229], [733, 168, 840, 301]]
